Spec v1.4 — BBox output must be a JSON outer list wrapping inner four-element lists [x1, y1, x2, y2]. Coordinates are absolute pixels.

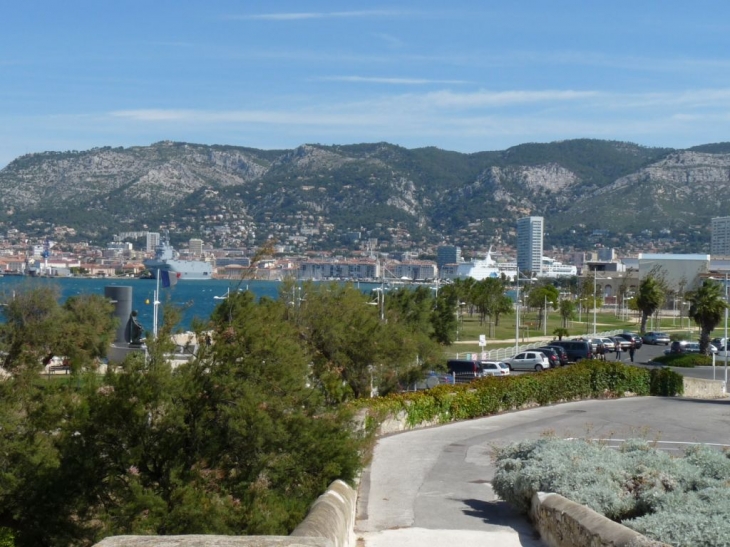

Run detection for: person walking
[[615, 340, 622, 360], [598, 343, 606, 361], [629, 340, 636, 363]]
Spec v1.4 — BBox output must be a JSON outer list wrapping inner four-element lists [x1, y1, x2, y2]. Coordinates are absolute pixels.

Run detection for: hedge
[[652, 354, 714, 368], [358, 362, 682, 428]]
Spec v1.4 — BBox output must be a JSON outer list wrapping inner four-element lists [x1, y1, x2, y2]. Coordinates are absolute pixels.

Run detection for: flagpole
[[153, 269, 160, 339]]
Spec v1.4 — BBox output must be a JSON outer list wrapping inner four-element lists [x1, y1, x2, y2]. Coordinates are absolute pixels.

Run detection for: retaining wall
[[683, 376, 727, 398]]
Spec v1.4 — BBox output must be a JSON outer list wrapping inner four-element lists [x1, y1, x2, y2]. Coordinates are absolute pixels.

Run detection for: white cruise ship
[[453, 250, 517, 281], [451, 251, 575, 281]]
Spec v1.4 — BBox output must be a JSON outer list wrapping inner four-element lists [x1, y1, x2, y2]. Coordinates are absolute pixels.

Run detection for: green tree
[[687, 280, 727, 354], [286, 282, 438, 400], [431, 284, 458, 345], [636, 275, 665, 334], [525, 283, 559, 329], [558, 299, 576, 328], [0, 285, 115, 374], [65, 290, 363, 540]]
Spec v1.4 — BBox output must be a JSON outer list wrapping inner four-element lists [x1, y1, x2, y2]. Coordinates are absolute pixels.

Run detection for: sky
[[2, 1, 730, 167]]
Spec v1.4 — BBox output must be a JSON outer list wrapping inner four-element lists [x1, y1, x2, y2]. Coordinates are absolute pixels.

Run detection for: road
[[355, 397, 730, 547]]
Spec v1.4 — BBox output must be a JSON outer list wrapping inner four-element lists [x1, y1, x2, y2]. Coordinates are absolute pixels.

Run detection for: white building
[[189, 238, 203, 256], [711, 217, 730, 256], [517, 216, 543, 274], [146, 232, 160, 252]]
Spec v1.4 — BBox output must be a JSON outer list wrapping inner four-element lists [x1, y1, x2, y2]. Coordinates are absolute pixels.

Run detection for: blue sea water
[[0, 277, 381, 332]]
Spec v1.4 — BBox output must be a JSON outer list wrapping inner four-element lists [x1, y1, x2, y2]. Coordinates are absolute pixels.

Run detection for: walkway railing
[[451, 329, 626, 362]]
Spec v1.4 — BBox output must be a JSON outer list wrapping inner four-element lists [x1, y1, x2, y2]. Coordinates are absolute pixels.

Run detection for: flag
[[160, 270, 180, 288]]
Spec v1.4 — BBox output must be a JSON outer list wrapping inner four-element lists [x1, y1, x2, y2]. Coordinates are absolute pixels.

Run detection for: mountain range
[[1, 139, 729, 253]]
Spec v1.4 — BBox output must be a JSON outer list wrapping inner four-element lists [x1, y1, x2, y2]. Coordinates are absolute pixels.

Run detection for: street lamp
[[514, 268, 520, 356], [593, 274, 611, 336], [707, 274, 729, 387]]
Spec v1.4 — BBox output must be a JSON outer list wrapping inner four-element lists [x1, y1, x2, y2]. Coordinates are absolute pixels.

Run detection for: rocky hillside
[[0, 139, 727, 252]]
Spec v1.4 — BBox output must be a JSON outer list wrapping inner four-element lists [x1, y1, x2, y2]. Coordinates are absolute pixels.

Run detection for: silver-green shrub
[[492, 438, 730, 546]]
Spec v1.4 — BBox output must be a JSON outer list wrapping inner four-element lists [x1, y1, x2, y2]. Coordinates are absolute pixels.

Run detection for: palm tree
[[636, 275, 665, 334], [687, 280, 727, 355]]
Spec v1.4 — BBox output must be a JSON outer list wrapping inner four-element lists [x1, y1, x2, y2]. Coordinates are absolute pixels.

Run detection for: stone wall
[[530, 492, 669, 547], [93, 480, 357, 547], [683, 376, 727, 398]]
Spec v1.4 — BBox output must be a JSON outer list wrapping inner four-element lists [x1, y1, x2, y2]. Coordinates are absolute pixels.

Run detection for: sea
[[0, 276, 381, 332]]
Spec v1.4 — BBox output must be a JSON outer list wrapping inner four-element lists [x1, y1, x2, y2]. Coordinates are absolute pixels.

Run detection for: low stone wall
[[530, 492, 669, 547], [93, 480, 357, 547], [683, 376, 727, 398], [290, 480, 357, 547], [94, 537, 326, 546]]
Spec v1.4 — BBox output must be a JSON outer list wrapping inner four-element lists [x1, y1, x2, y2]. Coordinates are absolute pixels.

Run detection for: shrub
[[358, 362, 673, 430], [493, 438, 730, 547], [652, 354, 713, 368], [649, 368, 684, 396]]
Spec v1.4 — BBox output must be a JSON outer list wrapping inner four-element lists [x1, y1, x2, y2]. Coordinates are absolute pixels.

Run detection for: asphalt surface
[[355, 397, 730, 547]]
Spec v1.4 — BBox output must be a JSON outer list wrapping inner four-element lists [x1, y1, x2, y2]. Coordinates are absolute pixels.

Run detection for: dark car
[[545, 344, 570, 366], [446, 359, 486, 380], [616, 332, 642, 349], [534, 347, 560, 369], [549, 339, 593, 362]]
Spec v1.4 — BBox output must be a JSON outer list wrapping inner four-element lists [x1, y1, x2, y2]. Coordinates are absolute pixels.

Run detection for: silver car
[[506, 351, 550, 372], [479, 361, 511, 376]]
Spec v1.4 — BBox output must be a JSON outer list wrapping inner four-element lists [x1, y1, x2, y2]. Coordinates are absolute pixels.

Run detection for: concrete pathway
[[355, 396, 730, 547]]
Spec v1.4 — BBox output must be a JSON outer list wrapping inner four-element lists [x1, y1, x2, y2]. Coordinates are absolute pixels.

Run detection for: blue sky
[[2, 1, 730, 167]]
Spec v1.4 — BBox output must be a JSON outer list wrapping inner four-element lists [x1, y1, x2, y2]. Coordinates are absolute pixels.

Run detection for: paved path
[[355, 396, 730, 546]]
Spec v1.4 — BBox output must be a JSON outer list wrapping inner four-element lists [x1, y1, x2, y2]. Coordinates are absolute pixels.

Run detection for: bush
[[493, 438, 730, 547], [649, 368, 684, 396], [652, 354, 713, 368], [358, 362, 675, 429]]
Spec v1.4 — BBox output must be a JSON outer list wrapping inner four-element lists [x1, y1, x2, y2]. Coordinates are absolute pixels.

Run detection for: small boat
[[214, 288, 230, 300]]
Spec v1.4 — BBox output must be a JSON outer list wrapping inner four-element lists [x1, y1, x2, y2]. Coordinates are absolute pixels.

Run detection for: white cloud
[[318, 76, 470, 85], [228, 10, 406, 21]]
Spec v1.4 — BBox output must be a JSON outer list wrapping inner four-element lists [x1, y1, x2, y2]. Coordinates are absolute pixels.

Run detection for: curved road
[[355, 396, 730, 547]]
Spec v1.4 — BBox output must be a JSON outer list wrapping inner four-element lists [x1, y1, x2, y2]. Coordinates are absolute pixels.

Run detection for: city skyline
[[3, 2, 730, 168]]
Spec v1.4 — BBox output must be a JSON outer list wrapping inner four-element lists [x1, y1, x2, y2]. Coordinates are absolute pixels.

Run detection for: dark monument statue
[[127, 310, 145, 346]]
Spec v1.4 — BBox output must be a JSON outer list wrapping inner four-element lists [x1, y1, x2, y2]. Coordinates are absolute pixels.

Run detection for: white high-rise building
[[711, 217, 730, 256], [146, 232, 160, 252], [517, 216, 543, 274], [189, 238, 204, 256]]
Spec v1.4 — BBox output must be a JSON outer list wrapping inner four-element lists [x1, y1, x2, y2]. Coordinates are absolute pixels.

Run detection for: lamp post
[[514, 268, 520, 356], [723, 272, 727, 386], [593, 274, 611, 336]]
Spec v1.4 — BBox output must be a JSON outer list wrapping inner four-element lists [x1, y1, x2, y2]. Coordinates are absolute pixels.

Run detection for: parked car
[[479, 361, 511, 376], [642, 332, 671, 345], [549, 339, 593, 362], [611, 336, 631, 351], [534, 347, 561, 369], [668, 341, 717, 354], [446, 359, 487, 380], [616, 332, 642, 349], [505, 351, 550, 371], [544, 344, 570, 366], [597, 337, 616, 352]]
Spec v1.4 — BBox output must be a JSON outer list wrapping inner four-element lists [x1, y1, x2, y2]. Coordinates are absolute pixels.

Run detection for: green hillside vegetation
[[2, 138, 729, 249]]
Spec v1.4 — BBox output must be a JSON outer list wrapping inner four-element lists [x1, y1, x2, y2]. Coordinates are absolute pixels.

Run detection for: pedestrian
[[615, 340, 622, 360], [629, 340, 636, 363], [598, 343, 605, 361]]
